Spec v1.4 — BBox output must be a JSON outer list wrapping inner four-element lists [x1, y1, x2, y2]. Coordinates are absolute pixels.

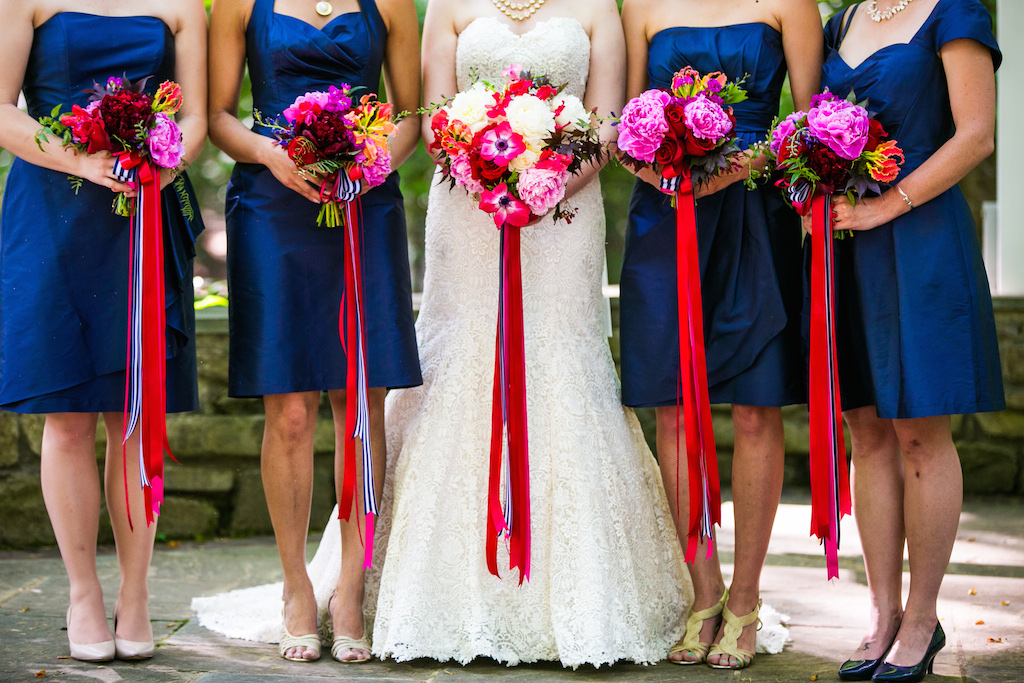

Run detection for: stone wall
[[1, 299, 1022, 548]]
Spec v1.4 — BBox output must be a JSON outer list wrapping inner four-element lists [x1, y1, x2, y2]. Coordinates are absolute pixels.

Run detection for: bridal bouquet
[[428, 64, 603, 227], [760, 90, 904, 581], [427, 65, 603, 583], [613, 68, 749, 564], [257, 84, 396, 227], [37, 76, 185, 216], [616, 67, 747, 187], [763, 89, 904, 227]]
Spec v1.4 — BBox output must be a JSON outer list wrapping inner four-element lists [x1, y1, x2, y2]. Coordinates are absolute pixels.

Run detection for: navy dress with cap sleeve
[[225, 0, 421, 397], [620, 24, 806, 408], [0, 12, 203, 414], [819, 0, 1004, 418]]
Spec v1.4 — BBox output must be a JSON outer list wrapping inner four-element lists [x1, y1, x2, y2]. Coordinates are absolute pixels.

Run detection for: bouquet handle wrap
[[486, 224, 531, 584], [808, 193, 851, 580], [673, 170, 721, 562], [116, 153, 173, 529], [337, 196, 379, 570]]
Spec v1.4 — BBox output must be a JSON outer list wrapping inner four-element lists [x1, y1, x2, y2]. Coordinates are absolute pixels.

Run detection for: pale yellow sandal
[[707, 598, 761, 670], [668, 588, 728, 665], [319, 591, 372, 664], [279, 606, 321, 662]]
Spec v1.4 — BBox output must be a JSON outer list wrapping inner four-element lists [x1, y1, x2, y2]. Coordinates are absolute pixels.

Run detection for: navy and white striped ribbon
[[344, 201, 377, 519], [335, 174, 362, 204], [660, 173, 682, 194], [114, 157, 149, 490]]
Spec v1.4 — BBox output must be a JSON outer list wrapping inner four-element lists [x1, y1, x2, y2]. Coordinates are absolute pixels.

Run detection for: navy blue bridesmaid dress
[[226, 0, 421, 397], [821, 0, 1004, 418], [620, 24, 806, 408], [0, 13, 203, 414]]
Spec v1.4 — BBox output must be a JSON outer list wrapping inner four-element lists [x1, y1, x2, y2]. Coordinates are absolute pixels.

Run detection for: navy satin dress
[[226, 0, 421, 397], [0, 13, 202, 414], [620, 24, 805, 408], [821, 0, 1005, 418]]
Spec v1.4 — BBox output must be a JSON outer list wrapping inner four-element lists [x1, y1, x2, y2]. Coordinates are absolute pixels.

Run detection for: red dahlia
[[98, 90, 154, 147]]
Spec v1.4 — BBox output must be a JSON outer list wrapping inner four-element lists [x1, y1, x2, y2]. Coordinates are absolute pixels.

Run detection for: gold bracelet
[[896, 185, 914, 209]]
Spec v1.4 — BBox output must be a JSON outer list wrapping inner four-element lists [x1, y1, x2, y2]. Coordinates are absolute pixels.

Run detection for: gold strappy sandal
[[668, 588, 728, 665], [279, 605, 321, 662], [319, 591, 372, 664], [707, 598, 761, 670]]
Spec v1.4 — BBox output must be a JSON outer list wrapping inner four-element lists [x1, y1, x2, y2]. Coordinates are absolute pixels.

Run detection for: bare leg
[[655, 406, 726, 663], [844, 406, 905, 662], [707, 405, 785, 668], [101, 412, 157, 643], [328, 387, 386, 661], [885, 415, 959, 667], [40, 413, 110, 646], [262, 392, 321, 661]]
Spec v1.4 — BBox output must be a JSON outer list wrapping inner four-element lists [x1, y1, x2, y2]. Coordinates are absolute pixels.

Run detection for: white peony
[[552, 94, 589, 132], [509, 148, 540, 172], [447, 82, 495, 133], [505, 94, 556, 152]]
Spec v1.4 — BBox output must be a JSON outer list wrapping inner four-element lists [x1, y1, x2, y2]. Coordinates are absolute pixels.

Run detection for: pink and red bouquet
[[764, 89, 904, 225], [616, 67, 747, 185], [257, 84, 396, 227], [37, 76, 185, 216], [428, 64, 603, 228]]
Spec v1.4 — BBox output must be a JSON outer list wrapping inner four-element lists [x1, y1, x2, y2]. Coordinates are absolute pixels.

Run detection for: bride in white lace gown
[[196, 0, 692, 667]]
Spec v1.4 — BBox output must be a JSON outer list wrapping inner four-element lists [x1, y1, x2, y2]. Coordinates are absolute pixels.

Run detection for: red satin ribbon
[[336, 196, 376, 569], [808, 193, 851, 580], [120, 154, 173, 529], [487, 223, 531, 584], [674, 171, 721, 563]]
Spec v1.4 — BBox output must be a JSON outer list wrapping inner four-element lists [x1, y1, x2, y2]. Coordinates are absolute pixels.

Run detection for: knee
[[44, 413, 97, 448], [655, 406, 682, 438], [893, 420, 954, 467], [731, 405, 779, 440], [266, 397, 318, 443]]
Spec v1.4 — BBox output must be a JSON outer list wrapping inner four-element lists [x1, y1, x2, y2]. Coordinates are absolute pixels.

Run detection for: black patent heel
[[871, 623, 945, 683]]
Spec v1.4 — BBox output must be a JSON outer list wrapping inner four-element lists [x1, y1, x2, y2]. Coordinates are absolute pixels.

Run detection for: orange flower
[[864, 140, 904, 183], [152, 81, 183, 115]]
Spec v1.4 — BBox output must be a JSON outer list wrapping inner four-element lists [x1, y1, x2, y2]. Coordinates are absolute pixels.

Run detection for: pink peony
[[517, 165, 569, 216], [770, 111, 805, 156], [283, 91, 332, 125], [806, 98, 870, 161], [617, 89, 671, 163], [450, 153, 485, 194], [361, 145, 392, 188], [147, 113, 183, 168], [683, 94, 733, 141]]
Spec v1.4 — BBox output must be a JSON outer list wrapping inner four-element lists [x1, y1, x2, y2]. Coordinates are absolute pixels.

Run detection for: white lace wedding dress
[[192, 16, 790, 666]]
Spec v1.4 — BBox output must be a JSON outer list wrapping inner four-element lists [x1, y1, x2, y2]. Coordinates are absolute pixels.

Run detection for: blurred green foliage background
[[0, 0, 997, 293]]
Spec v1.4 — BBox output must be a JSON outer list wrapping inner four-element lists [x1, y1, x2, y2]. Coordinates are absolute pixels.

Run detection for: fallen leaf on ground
[[21, 607, 29, 613], [969, 589, 976, 595], [167, 540, 180, 548], [988, 638, 1003, 643], [968, 538, 977, 542], [976, 620, 985, 625], [1002, 601, 1011, 606], [34, 671, 45, 679], [56, 656, 69, 660], [811, 675, 818, 681]]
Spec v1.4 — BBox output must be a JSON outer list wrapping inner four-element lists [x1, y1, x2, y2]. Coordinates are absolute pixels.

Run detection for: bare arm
[[563, 0, 625, 201], [420, 0, 459, 150], [0, 1, 132, 192], [378, 0, 421, 169], [780, 0, 824, 112], [207, 0, 320, 201], [174, 1, 209, 168], [832, 39, 996, 231]]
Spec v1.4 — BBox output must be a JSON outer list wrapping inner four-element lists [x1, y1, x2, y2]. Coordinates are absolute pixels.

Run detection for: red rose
[[478, 156, 508, 181], [664, 103, 688, 138], [430, 110, 449, 152], [654, 135, 683, 168], [681, 128, 717, 157], [61, 106, 111, 154], [865, 118, 887, 152], [286, 137, 320, 167]]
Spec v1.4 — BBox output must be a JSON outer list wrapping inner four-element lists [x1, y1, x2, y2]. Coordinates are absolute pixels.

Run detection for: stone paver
[[1, 496, 1021, 682]]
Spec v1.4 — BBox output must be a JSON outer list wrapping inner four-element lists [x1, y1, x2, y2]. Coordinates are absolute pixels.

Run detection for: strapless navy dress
[[620, 24, 805, 408], [820, 0, 1004, 418], [226, 0, 421, 397], [0, 13, 202, 414]]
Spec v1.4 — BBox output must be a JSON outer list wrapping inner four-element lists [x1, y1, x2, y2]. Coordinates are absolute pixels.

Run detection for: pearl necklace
[[490, 0, 546, 22], [865, 0, 915, 22]]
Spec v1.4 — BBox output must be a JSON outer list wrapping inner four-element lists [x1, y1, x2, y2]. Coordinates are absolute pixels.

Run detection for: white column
[[996, 0, 1024, 294]]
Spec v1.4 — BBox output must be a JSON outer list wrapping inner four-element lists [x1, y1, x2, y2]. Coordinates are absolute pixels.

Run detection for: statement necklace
[[865, 0, 915, 22], [491, 0, 546, 22], [315, 1, 333, 17]]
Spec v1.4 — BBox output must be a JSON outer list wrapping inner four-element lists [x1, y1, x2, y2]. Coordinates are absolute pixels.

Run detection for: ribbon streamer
[[486, 223, 531, 584], [335, 184, 378, 571], [114, 153, 173, 529], [672, 169, 721, 563], [808, 193, 851, 580]]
